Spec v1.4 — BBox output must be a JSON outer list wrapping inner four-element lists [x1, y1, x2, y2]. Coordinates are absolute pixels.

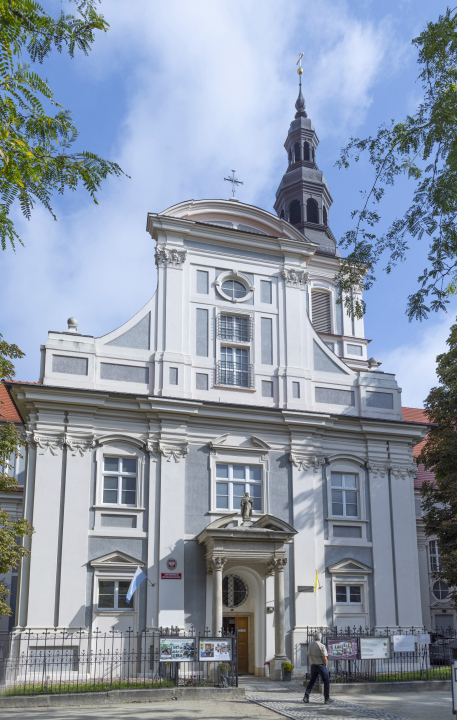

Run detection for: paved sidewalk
[[240, 677, 453, 720]]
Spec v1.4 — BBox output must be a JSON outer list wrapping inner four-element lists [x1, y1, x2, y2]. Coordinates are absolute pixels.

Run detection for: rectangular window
[[219, 347, 251, 387], [260, 280, 272, 304], [219, 314, 251, 342], [429, 540, 441, 573], [331, 472, 358, 517], [261, 317, 273, 365], [169, 367, 178, 385], [215, 463, 262, 512], [197, 269, 209, 294], [196, 308, 209, 357], [103, 457, 137, 506], [98, 579, 131, 609], [347, 344, 363, 356], [335, 585, 362, 604], [196, 373, 209, 390], [262, 380, 273, 397], [292, 381, 300, 398]]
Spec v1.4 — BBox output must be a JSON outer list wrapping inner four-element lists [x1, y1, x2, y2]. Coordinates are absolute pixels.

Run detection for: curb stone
[[302, 679, 451, 694], [0, 685, 245, 709]]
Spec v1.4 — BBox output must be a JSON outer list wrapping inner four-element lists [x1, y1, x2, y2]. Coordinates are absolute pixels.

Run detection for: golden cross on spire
[[296, 52, 304, 76]]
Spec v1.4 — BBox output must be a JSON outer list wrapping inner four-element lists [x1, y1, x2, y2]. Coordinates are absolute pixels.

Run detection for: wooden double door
[[223, 616, 249, 674]]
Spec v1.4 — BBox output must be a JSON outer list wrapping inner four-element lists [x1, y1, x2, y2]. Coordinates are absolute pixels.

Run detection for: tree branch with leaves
[[336, 8, 457, 321]]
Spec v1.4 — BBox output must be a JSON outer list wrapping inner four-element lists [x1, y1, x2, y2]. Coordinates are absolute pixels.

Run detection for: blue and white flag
[[126, 566, 147, 602]]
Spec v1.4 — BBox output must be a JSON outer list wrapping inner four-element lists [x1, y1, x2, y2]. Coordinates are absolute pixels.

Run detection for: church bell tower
[[274, 59, 336, 255]]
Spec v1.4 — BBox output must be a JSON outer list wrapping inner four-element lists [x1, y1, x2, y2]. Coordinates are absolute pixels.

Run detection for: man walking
[[303, 632, 332, 704]]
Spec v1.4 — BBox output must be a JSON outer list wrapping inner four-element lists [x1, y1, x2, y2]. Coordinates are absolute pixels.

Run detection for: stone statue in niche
[[240, 492, 253, 523]]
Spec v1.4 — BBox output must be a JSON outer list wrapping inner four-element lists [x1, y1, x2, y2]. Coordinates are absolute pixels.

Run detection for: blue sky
[[2, 0, 455, 406]]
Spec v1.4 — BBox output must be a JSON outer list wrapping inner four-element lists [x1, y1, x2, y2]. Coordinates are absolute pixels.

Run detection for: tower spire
[[295, 52, 307, 118]]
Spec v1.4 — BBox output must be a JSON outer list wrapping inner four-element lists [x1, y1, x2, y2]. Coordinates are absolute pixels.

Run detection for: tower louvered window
[[311, 291, 331, 333]]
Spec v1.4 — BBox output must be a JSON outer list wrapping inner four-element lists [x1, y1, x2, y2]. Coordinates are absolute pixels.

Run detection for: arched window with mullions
[[294, 142, 301, 162], [303, 141, 310, 161], [323, 206, 328, 226], [289, 200, 301, 225], [307, 198, 319, 224]]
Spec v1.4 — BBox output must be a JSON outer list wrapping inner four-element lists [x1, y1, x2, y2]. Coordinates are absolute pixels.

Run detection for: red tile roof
[[0, 383, 22, 423], [402, 406, 436, 489]]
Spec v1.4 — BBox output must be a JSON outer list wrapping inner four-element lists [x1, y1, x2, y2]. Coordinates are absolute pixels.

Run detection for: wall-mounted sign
[[161, 572, 182, 579], [297, 586, 314, 592], [159, 637, 195, 662], [360, 637, 390, 659], [393, 635, 415, 653], [417, 633, 431, 645], [167, 558, 177, 570], [328, 638, 358, 660], [199, 638, 232, 662]]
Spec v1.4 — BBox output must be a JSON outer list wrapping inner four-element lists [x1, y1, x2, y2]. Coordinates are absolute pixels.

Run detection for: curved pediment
[[197, 513, 297, 536]]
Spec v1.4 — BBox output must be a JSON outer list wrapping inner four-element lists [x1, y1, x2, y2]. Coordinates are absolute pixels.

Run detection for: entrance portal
[[223, 616, 249, 674]]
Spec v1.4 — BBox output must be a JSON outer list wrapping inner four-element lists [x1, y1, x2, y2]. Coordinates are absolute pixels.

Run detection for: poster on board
[[159, 637, 196, 662], [327, 638, 358, 660], [199, 638, 232, 662], [417, 633, 431, 645], [360, 637, 391, 659], [393, 635, 415, 653]]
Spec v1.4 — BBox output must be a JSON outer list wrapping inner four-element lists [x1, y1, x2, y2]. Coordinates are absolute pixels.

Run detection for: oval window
[[221, 279, 247, 300], [433, 580, 449, 600], [222, 574, 249, 608]]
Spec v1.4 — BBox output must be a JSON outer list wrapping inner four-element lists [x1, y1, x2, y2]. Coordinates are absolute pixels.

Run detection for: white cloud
[[381, 314, 456, 408], [2, 0, 393, 381]]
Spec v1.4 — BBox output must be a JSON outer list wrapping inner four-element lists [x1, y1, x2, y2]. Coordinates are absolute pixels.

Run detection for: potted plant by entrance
[[281, 661, 294, 681]]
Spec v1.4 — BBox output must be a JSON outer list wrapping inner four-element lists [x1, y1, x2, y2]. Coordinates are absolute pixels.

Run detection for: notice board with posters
[[360, 637, 391, 659], [159, 637, 196, 662], [327, 638, 358, 660], [198, 638, 232, 662]]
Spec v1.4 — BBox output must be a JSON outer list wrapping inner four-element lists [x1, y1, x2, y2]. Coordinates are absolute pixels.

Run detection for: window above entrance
[[223, 574, 249, 608], [216, 463, 262, 512]]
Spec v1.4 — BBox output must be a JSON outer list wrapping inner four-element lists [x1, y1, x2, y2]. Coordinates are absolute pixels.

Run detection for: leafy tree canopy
[[0, 0, 126, 251], [419, 320, 457, 601], [337, 8, 457, 321]]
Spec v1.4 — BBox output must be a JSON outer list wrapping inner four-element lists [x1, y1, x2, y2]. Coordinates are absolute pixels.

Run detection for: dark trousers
[[304, 663, 329, 700]]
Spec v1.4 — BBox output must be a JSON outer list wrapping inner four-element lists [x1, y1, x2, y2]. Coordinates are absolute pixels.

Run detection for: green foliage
[[419, 319, 457, 602], [1, 678, 176, 696], [0, 335, 33, 617], [0, 0, 126, 251], [336, 8, 457, 321]]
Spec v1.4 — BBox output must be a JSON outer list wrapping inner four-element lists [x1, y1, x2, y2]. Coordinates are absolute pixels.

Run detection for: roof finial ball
[[67, 317, 79, 333], [295, 52, 307, 118]]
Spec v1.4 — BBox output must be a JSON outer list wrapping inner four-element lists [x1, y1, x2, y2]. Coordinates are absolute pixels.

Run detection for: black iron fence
[[0, 627, 238, 696], [303, 626, 455, 684]]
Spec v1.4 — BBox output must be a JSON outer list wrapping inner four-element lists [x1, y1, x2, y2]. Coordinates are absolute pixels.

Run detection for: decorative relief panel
[[155, 245, 187, 268], [26, 432, 63, 456], [282, 268, 309, 289], [64, 434, 95, 456], [290, 453, 326, 472], [147, 441, 189, 463], [366, 461, 416, 480]]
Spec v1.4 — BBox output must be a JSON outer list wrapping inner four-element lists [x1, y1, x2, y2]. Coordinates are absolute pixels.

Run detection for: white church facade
[[6, 84, 428, 678]]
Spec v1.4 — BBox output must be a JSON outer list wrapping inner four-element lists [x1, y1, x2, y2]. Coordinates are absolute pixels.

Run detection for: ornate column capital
[[282, 267, 309, 289], [64, 434, 95, 456], [146, 440, 160, 461], [268, 557, 287, 573], [26, 431, 64, 456], [158, 442, 189, 463], [207, 556, 227, 574], [290, 453, 326, 472], [155, 245, 187, 268]]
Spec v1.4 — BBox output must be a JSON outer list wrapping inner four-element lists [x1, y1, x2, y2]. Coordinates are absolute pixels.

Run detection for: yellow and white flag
[[314, 569, 318, 595]]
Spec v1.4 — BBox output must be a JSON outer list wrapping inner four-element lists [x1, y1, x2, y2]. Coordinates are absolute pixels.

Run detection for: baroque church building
[[7, 82, 428, 678]]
